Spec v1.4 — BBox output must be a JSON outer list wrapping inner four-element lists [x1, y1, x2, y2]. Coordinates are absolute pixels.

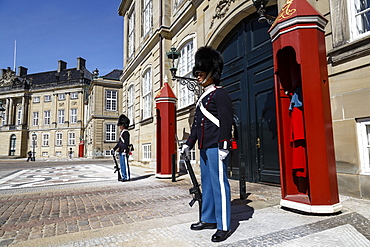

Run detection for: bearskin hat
[[117, 114, 130, 128], [192, 46, 224, 85]]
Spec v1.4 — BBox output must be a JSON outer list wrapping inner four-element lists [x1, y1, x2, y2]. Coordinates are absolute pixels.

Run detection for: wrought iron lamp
[[166, 47, 202, 97], [252, 0, 276, 25]]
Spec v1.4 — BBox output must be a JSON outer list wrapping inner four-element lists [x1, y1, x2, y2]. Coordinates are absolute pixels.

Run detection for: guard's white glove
[[219, 149, 229, 160], [179, 144, 190, 156]]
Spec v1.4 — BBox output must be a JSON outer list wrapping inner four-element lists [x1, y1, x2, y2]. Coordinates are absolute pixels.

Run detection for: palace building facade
[[118, 0, 370, 199]]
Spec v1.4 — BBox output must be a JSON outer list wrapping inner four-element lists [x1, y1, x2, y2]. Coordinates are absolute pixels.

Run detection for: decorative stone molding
[[0, 68, 17, 86], [210, 0, 237, 29]]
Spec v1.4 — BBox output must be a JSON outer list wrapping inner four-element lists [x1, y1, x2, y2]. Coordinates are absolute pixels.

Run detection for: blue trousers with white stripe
[[119, 153, 130, 180], [200, 147, 231, 231]]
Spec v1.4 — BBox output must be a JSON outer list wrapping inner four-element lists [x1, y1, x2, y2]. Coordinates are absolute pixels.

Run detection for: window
[[142, 0, 152, 37], [106, 90, 117, 111], [44, 110, 51, 125], [70, 109, 77, 123], [58, 93, 65, 101], [71, 92, 78, 99], [142, 143, 151, 160], [178, 41, 195, 108], [68, 132, 76, 145], [1, 110, 6, 126], [357, 118, 370, 173], [128, 85, 135, 125], [42, 152, 48, 157], [128, 9, 135, 58], [42, 133, 49, 146], [58, 109, 65, 124], [33, 112, 39, 126], [106, 124, 116, 141], [44, 95, 51, 102], [348, 0, 370, 40], [142, 69, 152, 119], [56, 151, 62, 157], [33, 96, 40, 103], [17, 106, 22, 125], [56, 133, 63, 146], [9, 134, 16, 156]]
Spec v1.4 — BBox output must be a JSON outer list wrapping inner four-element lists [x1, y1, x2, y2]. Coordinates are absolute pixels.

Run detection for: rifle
[[176, 136, 202, 222], [111, 149, 122, 181]]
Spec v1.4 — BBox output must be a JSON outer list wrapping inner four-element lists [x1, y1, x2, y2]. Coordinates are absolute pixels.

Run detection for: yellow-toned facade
[[85, 70, 123, 158], [0, 58, 91, 159]]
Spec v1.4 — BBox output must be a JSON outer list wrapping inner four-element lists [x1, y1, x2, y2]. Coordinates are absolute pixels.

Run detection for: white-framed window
[[58, 109, 65, 124], [42, 133, 49, 147], [56, 151, 62, 157], [33, 96, 40, 103], [44, 95, 51, 102], [71, 92, 78, 99], [142, 69, 152, 119], [17, 106, 22, 125], [33, 112, 39, 126], [106, 90, 118, 111], [128, 9, 135, 58], [68, 132, 76, 146], [142, 0, 152, 37], [142, 143, 151, 160], [56, 132, 63, 146], [178, 41, 195, 108], [44, 110, 51, 125], [58, 93, 66, 101], [348, 0, 370, 40], [357, 118, 370, 173], [42, 152, 48, 157], [106, 124, 116, 142], [127, 84, 135, 125], [70, 109, 77, 123]]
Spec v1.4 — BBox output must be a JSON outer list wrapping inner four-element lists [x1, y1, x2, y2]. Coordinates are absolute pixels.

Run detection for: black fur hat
[[192, 46, 224, 85], [117, 114, 130, 128]]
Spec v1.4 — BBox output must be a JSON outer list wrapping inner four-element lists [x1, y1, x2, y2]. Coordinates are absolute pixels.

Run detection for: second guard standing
[[111, 114, 131, 181]]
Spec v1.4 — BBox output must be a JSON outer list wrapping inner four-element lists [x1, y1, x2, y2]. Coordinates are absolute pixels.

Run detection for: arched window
[[127, 84, 135, 125], [9, 134, 16, 156], [178, 40, 195, 108], [142, 68, 152, 120]]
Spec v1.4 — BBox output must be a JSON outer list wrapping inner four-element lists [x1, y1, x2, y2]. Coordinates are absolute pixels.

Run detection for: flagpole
[[13, 40, 17, 72]]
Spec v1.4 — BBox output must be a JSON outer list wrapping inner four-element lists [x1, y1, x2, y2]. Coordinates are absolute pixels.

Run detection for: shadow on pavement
[[130, 174, 155, 181], [230, 198, 255, 234]]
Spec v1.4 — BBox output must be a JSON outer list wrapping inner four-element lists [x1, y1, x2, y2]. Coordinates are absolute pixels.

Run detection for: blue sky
[[0, 0, 123, 76]]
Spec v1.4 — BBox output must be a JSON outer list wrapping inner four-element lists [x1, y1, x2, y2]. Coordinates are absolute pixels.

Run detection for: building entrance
[[218, 9, 279, 197]]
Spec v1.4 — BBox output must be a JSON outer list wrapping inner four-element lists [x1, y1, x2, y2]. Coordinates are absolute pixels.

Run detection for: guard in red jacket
[[181, 46, 233, 242]]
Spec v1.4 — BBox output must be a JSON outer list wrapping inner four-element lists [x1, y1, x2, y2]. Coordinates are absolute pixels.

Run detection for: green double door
[[218, 11, 279, 197]]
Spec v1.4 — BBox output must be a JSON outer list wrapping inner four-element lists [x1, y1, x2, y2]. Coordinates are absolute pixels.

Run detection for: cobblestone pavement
[[0, 161, 369, 246]]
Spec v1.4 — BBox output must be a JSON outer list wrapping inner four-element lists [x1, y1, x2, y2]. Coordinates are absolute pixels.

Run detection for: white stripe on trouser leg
[[125, 155, 129, 179], [218, 154, 227, 231]]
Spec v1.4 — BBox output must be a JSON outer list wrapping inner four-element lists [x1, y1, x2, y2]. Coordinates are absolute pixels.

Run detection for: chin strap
[[200, 69, 213, 86]]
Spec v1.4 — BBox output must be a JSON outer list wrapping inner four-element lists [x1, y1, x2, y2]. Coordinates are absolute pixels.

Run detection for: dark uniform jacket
[[113, 130, 130, 154], [186, 85, 233, 150]]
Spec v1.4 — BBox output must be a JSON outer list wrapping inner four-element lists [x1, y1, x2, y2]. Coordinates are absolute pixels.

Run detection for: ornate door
[[219, 9, 279, 192]]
